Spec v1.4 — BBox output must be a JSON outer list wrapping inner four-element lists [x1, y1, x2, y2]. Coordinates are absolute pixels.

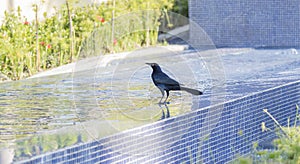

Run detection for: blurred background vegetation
[[0, 0, 189, 80]]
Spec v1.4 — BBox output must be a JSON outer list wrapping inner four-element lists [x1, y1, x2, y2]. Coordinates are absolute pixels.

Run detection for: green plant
[[269, 104, 300, 163], [0, 0, 176, 80], [171, 0, 189, 17], [232, 104, 300, 163]]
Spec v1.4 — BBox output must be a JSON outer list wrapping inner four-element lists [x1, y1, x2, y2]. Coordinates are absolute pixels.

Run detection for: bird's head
[[146, 63, 161, 71]]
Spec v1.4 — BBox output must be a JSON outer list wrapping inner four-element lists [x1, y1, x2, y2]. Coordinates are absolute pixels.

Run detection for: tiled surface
[[17, 80, 300, 163], [189, 0, 300, 47]]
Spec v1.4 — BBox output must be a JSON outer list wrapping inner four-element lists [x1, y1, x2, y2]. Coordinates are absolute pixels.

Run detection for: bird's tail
[[180, 87, 203, 95]]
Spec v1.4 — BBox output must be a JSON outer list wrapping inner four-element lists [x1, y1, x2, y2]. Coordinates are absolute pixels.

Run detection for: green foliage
[[0, 0, 175, 80], [251, 126, 300, 164], [171, 0, 189, 17], [234, 104, 300, 163], [0, 8, 35, 80], [232, 157, 252, 164], [264, 104, 300, 163]]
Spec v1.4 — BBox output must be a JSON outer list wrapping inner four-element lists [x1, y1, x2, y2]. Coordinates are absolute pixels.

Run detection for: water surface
[[0, 48, 299, 162]]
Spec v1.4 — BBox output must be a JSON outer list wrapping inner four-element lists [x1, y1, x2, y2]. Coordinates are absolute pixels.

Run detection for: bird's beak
[[145, 63, 151, 65]]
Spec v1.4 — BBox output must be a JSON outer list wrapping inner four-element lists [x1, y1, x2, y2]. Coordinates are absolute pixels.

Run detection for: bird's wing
[[154, 72, 179, 86]]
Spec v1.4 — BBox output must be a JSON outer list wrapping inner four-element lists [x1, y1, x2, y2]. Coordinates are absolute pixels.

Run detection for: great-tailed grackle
[[146, 63, 203, 104]]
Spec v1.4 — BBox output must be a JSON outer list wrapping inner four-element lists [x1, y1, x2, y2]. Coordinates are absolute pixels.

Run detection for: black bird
[[146, 63, 203, 104]]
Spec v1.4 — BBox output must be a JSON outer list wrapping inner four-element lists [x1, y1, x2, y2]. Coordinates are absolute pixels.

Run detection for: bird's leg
[[163, 90, 170, 104], [164, 103, 170, 118], [158, 88, 165, 104]]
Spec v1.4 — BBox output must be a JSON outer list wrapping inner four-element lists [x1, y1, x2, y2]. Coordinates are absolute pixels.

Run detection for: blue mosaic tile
[[16, 81, 300, 163]]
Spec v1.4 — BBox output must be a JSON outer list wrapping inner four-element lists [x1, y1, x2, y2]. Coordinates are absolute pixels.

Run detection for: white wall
[[0, 0, 107, 22]]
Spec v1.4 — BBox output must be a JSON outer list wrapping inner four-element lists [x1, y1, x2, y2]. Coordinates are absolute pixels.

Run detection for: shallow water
[[0, 48, 299, 162]]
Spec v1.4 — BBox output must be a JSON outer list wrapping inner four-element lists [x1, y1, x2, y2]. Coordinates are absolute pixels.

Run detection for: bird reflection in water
[[159, 103, 170, 120]]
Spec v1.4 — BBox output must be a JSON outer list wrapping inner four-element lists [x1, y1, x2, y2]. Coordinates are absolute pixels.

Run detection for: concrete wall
[[189, 0, 300, 48]]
